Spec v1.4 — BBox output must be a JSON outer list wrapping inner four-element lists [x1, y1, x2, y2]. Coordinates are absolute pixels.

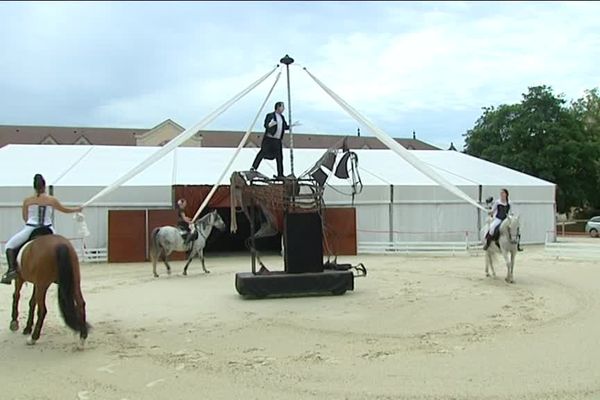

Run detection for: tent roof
[[0, 144, 554, 188]]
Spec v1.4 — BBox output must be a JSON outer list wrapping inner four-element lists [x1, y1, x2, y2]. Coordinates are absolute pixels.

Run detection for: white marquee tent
[[0, 144, 556, 252]]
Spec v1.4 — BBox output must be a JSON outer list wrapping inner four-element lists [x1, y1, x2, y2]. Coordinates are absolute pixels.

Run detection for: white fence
[[544, 241, 600, 260], [0, 237, 107, 266], [358, 240, 481, 256]]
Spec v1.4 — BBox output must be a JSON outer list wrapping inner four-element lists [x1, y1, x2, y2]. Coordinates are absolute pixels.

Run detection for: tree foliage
[[464, 85, 600, 213]]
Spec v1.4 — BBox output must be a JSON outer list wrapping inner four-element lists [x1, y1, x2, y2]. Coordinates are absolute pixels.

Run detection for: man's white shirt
[[273, 113, 283, 139]]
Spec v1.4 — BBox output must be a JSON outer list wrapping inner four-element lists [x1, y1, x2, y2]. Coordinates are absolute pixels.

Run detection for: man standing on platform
[[251, 101, 290, 178]]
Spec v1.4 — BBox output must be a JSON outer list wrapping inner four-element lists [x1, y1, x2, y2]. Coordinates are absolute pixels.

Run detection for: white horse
[[149, 210, 226, 278], [482, 214, 520, 283]]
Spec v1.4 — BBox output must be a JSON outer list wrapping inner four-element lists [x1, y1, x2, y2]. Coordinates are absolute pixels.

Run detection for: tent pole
[[389, 185, 394, 244], [280, 54, 295, 177], [477, 184, 482, 241]]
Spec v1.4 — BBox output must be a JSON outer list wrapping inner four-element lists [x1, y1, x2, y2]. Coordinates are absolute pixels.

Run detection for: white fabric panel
[[54, 186, 171, 206], [421, 151, 552, 187], [394, 185, 479, 203], [324, 185, 390, 205], [0, 145, 90, 186], [508, 203, 556, 244], [355, 205, 390, 243], [56, 146, 175, 187], [0, 145, 556, 188], [391, 203, 478, 242], [481, 185, 555, 204]]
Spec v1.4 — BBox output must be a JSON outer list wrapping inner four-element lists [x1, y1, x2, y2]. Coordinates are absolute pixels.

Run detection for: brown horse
[[10, 234, 89, 347]]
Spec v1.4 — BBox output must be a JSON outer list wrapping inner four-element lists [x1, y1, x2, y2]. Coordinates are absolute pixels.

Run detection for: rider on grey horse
[[175, 198, 195, 246], [483, 188, 511, 250]]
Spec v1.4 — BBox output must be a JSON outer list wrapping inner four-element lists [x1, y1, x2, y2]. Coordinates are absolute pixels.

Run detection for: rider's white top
[[26, 204, 54, 226]]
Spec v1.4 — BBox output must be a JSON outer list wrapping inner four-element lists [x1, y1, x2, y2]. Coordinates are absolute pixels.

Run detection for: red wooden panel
[[147, 209, 186, 261], [322, 208, 357, 256], [108, 210, 146, 263]]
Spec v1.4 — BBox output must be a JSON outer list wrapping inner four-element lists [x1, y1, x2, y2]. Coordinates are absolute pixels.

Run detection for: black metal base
[[235, 270, 354, 299]]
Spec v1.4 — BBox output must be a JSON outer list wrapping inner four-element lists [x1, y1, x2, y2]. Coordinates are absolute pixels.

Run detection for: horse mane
[[196, 210, 215, 231], [499, 215, 519, 235]]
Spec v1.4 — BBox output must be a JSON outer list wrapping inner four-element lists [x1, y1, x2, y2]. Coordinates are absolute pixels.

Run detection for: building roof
[[0, 124, 144, 147], [0, 121, 439, 150], [198, 130, 439, 150]]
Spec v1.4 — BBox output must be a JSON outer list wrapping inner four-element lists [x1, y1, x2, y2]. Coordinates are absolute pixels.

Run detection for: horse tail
[[56, 244, 82, 332], [149, 227, 161, 261]]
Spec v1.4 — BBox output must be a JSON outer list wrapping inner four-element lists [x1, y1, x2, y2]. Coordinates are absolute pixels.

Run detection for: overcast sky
[[1, 1, 599, 149]]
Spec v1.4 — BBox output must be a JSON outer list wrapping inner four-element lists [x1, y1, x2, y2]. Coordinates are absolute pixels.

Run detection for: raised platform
[[235, 270, 354, 298]]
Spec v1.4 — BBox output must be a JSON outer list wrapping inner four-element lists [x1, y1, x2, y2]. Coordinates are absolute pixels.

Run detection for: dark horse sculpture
[[10, 228, 89, 347], [230, 141, 362, 270]]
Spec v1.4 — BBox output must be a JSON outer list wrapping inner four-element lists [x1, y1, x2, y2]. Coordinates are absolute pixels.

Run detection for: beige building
[[0, 119, 440, 150]]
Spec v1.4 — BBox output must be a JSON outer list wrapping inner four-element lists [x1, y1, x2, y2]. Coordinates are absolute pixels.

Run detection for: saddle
[[14, 226, 54, 267], [178, 228, 198, 244]]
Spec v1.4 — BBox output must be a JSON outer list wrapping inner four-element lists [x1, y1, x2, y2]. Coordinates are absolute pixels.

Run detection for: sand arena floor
[[1, 246, 599, 400]]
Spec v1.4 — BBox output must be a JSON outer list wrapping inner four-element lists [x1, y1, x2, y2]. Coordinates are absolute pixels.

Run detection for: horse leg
[[162, 251, 172, 275], [10, 277, 24, 331], [485, 250, 490, 277], [501, 247, 512, 283], [486, 250, 496, 278], [508, 249, 516, 284], [151, 247, 159, 278], [182, 252, 194, 276], [28, 284, 49, 345], [200, 249, 210, 274], [23, 286, 36, 335]]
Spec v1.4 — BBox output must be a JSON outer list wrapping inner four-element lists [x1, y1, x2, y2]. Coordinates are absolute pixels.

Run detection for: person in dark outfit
[[251, 101, 290, 178], [175, 198, 194, 244], [483, 188, 511, 250]]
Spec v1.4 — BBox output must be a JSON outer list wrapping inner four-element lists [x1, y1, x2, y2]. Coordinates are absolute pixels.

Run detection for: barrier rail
[[0, 237, 107, 265], [544, 240, 600, 260], [358, 240, 473, 256]]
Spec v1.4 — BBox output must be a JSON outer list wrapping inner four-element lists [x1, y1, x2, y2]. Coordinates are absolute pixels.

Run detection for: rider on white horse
[[483, 188, 511, 250], [175, 198, 195, 245], [1, 174, 82, 284]]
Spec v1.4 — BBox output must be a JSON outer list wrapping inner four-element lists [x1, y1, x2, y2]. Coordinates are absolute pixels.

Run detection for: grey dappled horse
[[149, 210, 226, 278]]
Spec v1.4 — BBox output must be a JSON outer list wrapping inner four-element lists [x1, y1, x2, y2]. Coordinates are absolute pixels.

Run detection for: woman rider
[[1, 174, 82, 284], [175, 198, 194, 244], [483, 188, 511, 250]]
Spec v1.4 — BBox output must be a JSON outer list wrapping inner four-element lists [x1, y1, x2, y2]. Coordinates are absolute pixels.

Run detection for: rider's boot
[[482, 234, 492, 251], [1, 249, 18, 285]]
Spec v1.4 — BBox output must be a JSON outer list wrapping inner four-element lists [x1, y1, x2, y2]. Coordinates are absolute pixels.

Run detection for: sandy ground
[[1, 245, 600, 400]]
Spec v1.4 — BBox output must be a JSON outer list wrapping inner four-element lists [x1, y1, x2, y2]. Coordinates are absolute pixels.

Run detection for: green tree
[[571, 88, 600, 138], [570, 88, 600, 208], [464, 85, 600, 213]]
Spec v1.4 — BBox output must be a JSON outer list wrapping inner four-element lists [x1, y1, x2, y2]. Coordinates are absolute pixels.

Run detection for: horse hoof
[[204, 270, 211, 274], [9, 321, 18, 331], [485, 273, 490, 277], [182, 271, 187, 276], [77, 338, 86, 351], [23, 327, 32, 335], [26, 336, 36, 346], [167, 270, 172, 275], [153, 273, 159, 278]]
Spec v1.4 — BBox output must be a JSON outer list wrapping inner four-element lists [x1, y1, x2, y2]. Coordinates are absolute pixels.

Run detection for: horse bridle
[[195, 212, 222, 241]]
